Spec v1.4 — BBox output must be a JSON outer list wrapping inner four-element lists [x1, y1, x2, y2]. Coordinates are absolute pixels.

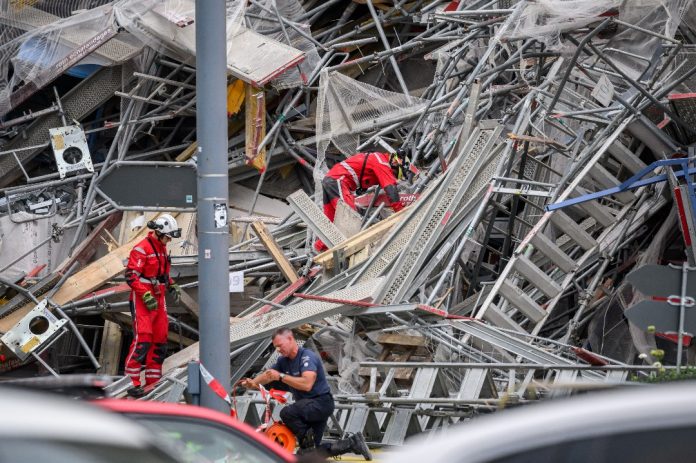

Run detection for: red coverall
[[322, 151, 404, 222], [123, 232, 173, 387]]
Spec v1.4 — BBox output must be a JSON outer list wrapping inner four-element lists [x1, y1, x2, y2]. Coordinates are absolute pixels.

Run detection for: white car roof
[[387, 383, 696, 463], [0, 387, 152, 447]]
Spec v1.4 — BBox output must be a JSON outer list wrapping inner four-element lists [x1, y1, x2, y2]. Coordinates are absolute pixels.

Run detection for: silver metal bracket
[[49, 125, 94, 179]]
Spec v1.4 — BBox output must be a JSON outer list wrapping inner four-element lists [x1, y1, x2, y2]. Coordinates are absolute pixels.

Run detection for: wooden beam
[[376, 333, 427, 347], [245, 84, 266, 172], [56, 212, 122, 273], [178, 288, 200, 319], [97, 320, 123, 375], [175, 142, 198, 162], [313, 207, 409, 269], [251, 221, 299, 283], [227, 79, 245, 116]]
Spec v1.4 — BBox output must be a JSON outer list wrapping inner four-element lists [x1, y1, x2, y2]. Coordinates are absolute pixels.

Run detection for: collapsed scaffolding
[[2, 0, 696, 447]]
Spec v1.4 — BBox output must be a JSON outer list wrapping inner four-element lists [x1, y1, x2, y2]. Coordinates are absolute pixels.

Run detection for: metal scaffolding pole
[[196, 0, 231, 413]]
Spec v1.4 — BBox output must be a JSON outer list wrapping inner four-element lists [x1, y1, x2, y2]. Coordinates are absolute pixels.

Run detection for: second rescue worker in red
[[123, 214, 182, 398], [317, 147, 409, 251]]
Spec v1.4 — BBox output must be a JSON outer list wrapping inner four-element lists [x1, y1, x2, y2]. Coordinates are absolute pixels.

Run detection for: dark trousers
[[279, 394, 335, 448]]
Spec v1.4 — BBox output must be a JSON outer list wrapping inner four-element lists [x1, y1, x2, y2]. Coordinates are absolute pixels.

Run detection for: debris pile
[[2, 0, 696, 445]]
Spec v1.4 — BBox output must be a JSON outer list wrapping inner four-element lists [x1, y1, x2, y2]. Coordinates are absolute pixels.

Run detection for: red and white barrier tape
[[199, 362, 233, 407]]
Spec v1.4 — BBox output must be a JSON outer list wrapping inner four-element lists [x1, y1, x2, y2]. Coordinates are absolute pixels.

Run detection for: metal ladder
[[473, 115, 656, 336]]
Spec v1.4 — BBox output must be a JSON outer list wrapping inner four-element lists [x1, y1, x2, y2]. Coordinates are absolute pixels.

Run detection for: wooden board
[[175, 142, 198, 162], [251, 221, 299, 283], [245, 84, 266, 172], [227, 79, 245, 116], [178, 288, 200, 319], [376, 333, 426, 347], [57, 212, 122, 273], [313, 206, 409, 269], [97, 320, 122, 375]]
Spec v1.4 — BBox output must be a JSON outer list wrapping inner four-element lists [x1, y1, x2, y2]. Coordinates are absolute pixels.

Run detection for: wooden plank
[[227, 79, 245, 116], [251, 221, 299, 283], [56, 212, 122, 273], [178, 288, 200, 319], [175, 142, 197, 162], [376, 333, 427, 347], [97, 320, 122, 376], [313, 207, 409, 269], [245, 84, 266, 172]]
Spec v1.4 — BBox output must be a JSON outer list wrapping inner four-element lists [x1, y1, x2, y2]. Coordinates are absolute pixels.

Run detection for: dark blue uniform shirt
[[272, 347, 331, 400]]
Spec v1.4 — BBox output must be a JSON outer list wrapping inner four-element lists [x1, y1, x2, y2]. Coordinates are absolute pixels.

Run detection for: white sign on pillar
[[229, 271, 244, 293]]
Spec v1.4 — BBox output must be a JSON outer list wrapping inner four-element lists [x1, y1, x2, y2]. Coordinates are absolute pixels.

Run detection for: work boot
[[349, 432, 372, 461], [127, 385, 145, 398], [327, 438, 352, 457], [299, 429, 316, 451]]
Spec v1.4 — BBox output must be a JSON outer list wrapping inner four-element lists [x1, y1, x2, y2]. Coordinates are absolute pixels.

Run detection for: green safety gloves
[[142, 291, 158, 311], [168, 283, 182, 303]]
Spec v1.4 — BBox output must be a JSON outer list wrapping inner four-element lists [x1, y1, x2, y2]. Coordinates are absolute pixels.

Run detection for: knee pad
[[134, 342, 151, 363], [152, 343, 167, 364]]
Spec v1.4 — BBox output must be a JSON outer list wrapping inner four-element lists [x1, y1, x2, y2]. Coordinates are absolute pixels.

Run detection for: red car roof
[[95, 399, 295, 463]]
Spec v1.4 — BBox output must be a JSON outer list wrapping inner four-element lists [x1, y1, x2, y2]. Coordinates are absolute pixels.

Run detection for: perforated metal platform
[[162, 277, 383, 371], [353, 177, 443, 284], [230, 277, 383, 347], [287, 189, 346, 247], [376, 123, 503, 304]]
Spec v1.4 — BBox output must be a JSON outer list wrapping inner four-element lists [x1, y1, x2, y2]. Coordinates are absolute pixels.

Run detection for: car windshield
[[0, 438, 179, 463], [133, 415, 281, 463]]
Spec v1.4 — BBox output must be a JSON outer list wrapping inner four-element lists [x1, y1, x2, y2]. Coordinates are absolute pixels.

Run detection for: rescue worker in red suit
[[316, 148, 408, 251], [124, 213, 182, 398]]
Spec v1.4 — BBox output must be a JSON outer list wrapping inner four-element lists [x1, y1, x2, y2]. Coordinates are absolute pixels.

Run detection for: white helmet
[[149, 213, 181, 238]]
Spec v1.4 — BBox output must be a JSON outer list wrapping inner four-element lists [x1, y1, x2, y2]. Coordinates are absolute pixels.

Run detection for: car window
[[134, 416, 282, 463], [0, 438, 179, 463], [487, 426, 696, 463]]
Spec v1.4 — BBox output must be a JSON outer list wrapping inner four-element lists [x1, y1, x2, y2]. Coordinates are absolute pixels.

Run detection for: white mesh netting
[[114, 0, 246, 66], [503, 0, 622, 49], [0, 0, 307, 111], [605, 0, 694, 79], [314, 70, 437, 200], [115, 0, 309, 88], [504, 0, 693, 51], [0, 2, 138, 115]]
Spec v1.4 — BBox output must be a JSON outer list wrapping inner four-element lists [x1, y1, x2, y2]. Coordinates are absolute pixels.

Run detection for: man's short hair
[[272, 328, 294, 340]]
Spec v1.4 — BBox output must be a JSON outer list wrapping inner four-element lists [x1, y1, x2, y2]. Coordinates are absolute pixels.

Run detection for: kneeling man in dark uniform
[[241, 328, 372, 459]]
